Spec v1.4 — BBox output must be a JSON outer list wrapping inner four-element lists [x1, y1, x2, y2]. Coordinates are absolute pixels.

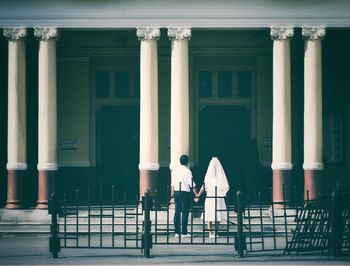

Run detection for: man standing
[[171, 155, 198, 238]]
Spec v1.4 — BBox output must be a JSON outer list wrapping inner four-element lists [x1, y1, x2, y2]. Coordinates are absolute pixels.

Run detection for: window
[[96, 71, 109, 98], [197, 68, 253, 99], [198, 71, 212, 98], [94, 68, 139, 99], [115, 71, 129, 98], [238, 71, 251, 98], [218, 71, 232, 98]]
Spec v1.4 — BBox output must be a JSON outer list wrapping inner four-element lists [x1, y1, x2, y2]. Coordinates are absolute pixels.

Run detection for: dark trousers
[[174, 191, 191, 235]]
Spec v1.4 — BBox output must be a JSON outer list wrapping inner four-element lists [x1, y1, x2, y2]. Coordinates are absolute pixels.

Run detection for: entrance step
[[0, 209, 50, 234], [0, 208, 296, 234]]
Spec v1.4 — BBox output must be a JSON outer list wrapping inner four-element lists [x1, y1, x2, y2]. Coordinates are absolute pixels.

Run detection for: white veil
[[204, 157, 230, 196]]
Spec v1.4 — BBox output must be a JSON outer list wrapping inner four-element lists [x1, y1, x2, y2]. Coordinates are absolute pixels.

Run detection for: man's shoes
[[181, 234, 191, 238], [174, 233, 180, 238]]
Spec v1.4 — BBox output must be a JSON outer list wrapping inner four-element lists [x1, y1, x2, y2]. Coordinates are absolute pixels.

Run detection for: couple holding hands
[[171, 155, 230, 239]]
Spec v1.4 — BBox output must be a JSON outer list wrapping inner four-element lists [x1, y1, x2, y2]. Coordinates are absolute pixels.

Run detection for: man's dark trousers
[[174, 191, 191, 235]]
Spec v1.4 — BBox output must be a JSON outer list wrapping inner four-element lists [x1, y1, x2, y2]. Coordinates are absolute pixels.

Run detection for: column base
[[272, 169, 292, 206], [139, 169, 159, 207], [5, 170, 26, 209], [304, 169, 322, 200], [37, 170, 57, 209]]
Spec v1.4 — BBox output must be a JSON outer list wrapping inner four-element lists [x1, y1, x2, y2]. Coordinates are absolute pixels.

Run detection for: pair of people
[[171, 155, 229, 238]]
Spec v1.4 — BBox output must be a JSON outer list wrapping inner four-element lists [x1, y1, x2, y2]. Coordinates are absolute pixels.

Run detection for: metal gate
[[49, 185, 144, 258], [48, 184, 350, 258]]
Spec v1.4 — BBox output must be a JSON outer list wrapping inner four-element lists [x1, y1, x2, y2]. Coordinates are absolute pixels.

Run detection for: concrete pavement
[[0, 235, 349, 265]]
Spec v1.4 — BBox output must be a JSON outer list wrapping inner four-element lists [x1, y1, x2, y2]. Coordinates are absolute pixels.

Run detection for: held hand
[[194, 196, 200, 203]]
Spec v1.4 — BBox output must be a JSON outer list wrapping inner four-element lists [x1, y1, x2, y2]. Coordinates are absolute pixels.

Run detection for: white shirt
[[171, 165, 195, 192]]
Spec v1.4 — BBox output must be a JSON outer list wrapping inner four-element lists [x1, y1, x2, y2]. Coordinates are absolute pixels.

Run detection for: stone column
[[34, 28, 58, 209], [4, 28, 27, 209], [270, 27, 294, 203], [302, 27, 326, 200], [168, 27, 191, 170], [136, 27, 160, 198]]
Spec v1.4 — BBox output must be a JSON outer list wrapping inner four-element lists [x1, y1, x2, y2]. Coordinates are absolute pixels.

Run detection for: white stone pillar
[[34, 28, 59, 209], [270, 27, 294, 203], [302, 27, 326, 200], [136, 27, 160, 198], [168, 27, 191, 170], [3, 28, 27, 209]]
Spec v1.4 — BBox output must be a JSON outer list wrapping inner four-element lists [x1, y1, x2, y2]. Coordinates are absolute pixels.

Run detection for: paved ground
[[0, 235, 349, 266]]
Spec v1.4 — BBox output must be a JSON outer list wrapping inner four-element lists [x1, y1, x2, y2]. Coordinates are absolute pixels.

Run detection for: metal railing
[[48, 183, 349, 259]]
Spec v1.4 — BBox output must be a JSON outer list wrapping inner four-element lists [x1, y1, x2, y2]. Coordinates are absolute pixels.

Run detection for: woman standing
[[196, 157, 230, 238]]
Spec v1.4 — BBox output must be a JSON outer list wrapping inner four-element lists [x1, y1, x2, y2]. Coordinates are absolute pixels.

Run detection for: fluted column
[[302, 27, 326, 200], [168, 27, 191, 170], [4, 28, 27, 209], [270, 27, 294, 204], [34, 28, 58, 209], [136, 27, 160, 198]]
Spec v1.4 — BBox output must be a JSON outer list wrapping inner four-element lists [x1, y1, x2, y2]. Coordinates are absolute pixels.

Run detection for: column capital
[[270, 27, 294, 40], [136, 27, 160, 41], [302, 27, 326, 40], [34, 27, 59, 40], [3, 28, 27, 41], [167, 27, 191, 40]]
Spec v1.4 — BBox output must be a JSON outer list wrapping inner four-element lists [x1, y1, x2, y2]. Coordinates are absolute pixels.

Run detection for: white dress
[[201, 157, 229, 222], [203, 186, 227, 222]]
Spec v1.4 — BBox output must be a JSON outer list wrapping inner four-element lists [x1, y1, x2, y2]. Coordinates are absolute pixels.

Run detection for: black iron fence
[[285, 187, 350, 256], [48, 184, 350, 259], [49, 184, 144, 258]]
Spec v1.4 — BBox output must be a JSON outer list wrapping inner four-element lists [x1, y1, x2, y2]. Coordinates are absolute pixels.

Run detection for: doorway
[[96, 106, 139, 201], [199, 105, 261, 194]]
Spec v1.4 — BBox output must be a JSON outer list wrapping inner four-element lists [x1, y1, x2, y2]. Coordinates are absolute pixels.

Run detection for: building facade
[[0, 0, 350, 208]]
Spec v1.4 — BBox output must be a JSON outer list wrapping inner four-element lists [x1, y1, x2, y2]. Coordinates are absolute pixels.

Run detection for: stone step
[[0, 208, 297, 234]]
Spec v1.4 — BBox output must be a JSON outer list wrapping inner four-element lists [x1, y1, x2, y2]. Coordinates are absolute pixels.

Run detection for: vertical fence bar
[[202, 185, 206, 243], [178, 182, 181, 244], [143, 190, 152, 258], [100, 182, 103, 248], [136, 195, 139, 248], [88, 187, 91, 248], [236, 190, 245, 257], [112, 185, 115, 248], [226, 192, 230, 244], [282, 184, 289, 246], [258, 192, 264, 250], [49, 193, 59, 258], [215, 186, 218, 243], [64, 193, 67, 247], [166, 186, 170, 244], [75, 189, 79, 247], [270, 187, 277, 249], [190, 180, 194, 243], [154, 189, 158, 244], [246, 196, 252, 251], [124, 191, 127, 247], [329, 186, 342, 257]]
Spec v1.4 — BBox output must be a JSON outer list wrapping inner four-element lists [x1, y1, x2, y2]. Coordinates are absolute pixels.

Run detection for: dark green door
[[199, 106, 252, 193], [96, 106, 139, 201]]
